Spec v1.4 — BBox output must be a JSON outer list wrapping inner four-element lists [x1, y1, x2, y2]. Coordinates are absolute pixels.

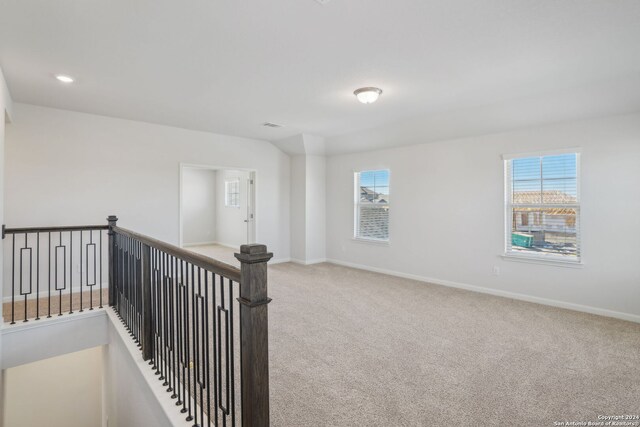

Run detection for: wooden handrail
[[3, 224, 109, 237], [112, 225, 241, 282]]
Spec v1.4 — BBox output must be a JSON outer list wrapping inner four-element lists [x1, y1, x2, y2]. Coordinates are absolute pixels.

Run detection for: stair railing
[[3, 216, 272, 427]]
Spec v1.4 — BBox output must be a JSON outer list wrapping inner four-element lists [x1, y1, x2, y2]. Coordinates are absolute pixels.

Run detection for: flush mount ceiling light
[[354, 87, 382, 104], [55, 75, 74, 83], [262, 122, 283, 128]]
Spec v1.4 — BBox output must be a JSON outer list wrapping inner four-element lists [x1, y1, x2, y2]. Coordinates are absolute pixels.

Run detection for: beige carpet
[[185, 243, 241, 267], [185, 245, 640, 426]]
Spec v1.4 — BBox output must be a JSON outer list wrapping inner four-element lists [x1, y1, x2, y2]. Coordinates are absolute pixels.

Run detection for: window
[[504, 151, 580, 263], [354, 169, 390, 242], [225, 179, 240, 208]]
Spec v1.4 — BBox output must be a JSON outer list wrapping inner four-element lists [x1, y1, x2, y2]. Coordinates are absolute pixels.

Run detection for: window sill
[[501, 253, 583, 268], [352, 237, 390, 246]]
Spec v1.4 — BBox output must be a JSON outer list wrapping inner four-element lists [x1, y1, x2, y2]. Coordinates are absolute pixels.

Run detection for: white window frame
[[503, 148, 582, 266], [353, 169, 390, 244], [224, 179, 240, 208]]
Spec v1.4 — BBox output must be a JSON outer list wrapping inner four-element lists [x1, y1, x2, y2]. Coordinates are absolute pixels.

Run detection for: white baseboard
[[182, 241, 217, 247], [290, 258, 327, 266], [2, 283, 109, 304], [270, 258, 291, 265], [326, 258, 640, 324]]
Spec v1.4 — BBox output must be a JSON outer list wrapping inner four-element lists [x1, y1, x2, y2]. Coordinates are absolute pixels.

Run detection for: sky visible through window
[[512, 153, 577, 197], [360, 169, 390, 197]]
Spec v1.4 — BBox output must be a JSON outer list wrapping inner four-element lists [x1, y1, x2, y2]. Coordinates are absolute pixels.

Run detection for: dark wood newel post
[[141, 243, 153, 361], [235, 244, 273, 427], [107, 215, 118, 307]]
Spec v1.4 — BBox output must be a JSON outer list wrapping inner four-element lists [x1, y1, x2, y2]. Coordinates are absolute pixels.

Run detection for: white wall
[[326, 113, 640, 321], [1, 311, 108, 370], [0, 66, 14, 427], [4, 104, 290, 262], [181, 167, 217, 245], [289, 152, 326, 264], [215, 169, 250, 248], [305, 155, 326, 262], [104, 314, 177, 427], [290, 155, 307, 261], [3, 346, 103, 427]]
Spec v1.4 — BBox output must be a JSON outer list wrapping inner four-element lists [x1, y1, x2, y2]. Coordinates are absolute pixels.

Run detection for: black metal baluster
[[171, 255, 178, 398], [194, 266, 201, 427], [159, 249, 163, 375], [185, 263, 192, 421], [69, 230, 73, 315], [134, 238, 138, 338], [22, 232, 28, 322], [124, 235, 129, 325], [99, 230, 103, 308], [139, 241, 143, 343], [80, 230, 83, 312], [58, 231, 63, 317], [48, 232, 52, 318], [36, 232, 40, 320], [181, 260, 188, 414], [152, 248, 160, 374], [89, 230, 93, 310], [197, 267, 205, 427], [129, 236, 132, 329], [212, 273, 219, 427], [228, 278, 236, 427], [216, 276, 229, 427], [116, 234, 120, 316], [205, 271, 212, 427], [129, 236, 133, 334], [175, 256, 183, 406], [165, 252, 171, 386], [139, 241, 143, 344], [162, 252, 169, 387], [156, 249, 162, 376], [11, 233, 15, 324], [121, 235, 126, 322], [150, 248, 155, 367]]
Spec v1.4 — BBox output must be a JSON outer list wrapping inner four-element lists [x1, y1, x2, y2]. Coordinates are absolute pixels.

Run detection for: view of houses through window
[[505, 152, 580, 261], [355, 169, 390, 241]]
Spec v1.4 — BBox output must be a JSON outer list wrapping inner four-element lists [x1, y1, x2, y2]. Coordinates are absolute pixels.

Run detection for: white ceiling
[[1, 0, 639, 148]]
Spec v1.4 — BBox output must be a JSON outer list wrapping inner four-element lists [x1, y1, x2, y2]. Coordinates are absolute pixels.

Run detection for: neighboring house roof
[[360, 186, 389, 203], [513, 190, 577, 204]]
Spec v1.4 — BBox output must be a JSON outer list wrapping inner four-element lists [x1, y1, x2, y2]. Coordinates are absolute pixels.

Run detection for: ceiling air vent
[[262, 122, 283, 128]]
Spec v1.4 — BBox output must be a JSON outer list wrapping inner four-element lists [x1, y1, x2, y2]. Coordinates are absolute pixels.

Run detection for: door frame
[[178, 163, 257, 248]]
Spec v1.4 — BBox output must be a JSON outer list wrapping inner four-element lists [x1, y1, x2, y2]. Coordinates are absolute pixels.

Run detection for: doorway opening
[[179, 164, 256, 263]]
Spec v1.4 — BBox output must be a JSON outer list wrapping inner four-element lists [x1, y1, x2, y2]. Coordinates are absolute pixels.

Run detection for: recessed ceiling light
[[354, 87, 382, 104], [55, 75, 74, 83]]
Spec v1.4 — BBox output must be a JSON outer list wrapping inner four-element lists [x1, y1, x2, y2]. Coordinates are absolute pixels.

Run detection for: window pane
[[542, 154, 577, 179], [225, 180, 240, 207], [358, 205, 389, 240], [511, 207, 577, 258], [359, 170, 389, 203], [512, 157, 541, 181], [542, 178, 577, 204], [356, 169, 390, 241], [512, 180, 542, 204]]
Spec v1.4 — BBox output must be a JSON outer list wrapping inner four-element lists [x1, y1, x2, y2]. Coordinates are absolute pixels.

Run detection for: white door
[[245, 173, 256, 244]]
